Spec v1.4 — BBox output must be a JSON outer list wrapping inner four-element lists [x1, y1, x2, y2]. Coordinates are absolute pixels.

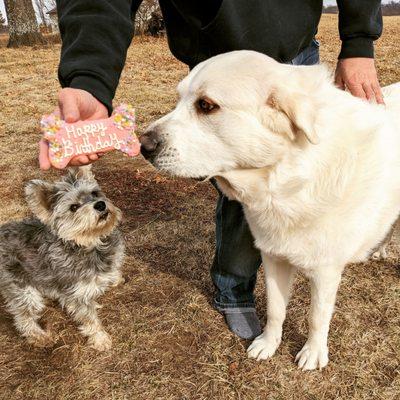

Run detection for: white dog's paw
[[295, 341, 329, 371], [247, 332, 281, 361], [88, 331, 112, 351]]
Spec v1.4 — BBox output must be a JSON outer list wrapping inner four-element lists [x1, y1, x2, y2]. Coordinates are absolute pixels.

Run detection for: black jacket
[[57, 0, 383, 113]]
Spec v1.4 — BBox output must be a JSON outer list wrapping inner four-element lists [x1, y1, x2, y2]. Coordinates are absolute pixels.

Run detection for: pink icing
[[41, 104, 141, 169]]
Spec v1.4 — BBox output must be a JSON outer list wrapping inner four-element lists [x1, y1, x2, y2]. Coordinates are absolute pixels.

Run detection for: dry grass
[[0, 15, 399, 400]]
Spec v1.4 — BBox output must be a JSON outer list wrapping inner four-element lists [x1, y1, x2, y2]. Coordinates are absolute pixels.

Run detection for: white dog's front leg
[[248, 254, 296, 361], [296, 266, 344, 371]]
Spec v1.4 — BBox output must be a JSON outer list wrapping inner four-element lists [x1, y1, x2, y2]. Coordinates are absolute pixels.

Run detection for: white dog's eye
[[197, 98, 219, 114]]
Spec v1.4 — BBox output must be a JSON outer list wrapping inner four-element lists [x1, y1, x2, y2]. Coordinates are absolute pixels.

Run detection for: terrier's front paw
[[88, 331, 112, 351], [27, 331, 54, 348], [295, 341, 329, 371], [247, 332, 281, 361], [111, 276, 126, 287]]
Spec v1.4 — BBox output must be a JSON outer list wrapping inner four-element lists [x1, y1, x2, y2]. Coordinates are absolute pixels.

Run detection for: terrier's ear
[[266, 88, 319, 145], [65, 165, 95, 184], [25, 180, 56, 223]]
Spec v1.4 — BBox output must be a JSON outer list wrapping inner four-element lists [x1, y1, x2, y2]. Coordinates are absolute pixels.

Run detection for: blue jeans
[[212, 40, 319, 310]]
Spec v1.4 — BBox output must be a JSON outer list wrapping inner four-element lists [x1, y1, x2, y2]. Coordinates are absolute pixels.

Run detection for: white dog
[[140, 50, 400, 370]]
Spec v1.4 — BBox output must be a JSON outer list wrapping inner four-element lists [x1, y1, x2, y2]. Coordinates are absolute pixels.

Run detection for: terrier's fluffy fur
[[0, 166, 124, 351]]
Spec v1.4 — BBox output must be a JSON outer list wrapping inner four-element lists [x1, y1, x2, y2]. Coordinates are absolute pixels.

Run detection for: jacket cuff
[[69, 75, 113, 116], [339, 37, 375, 59]]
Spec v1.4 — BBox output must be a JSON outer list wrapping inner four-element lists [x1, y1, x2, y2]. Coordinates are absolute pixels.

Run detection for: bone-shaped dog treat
[[41, 104, 141, 169]]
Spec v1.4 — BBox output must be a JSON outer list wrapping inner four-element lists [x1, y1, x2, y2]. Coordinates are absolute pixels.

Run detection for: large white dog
[[140, 50, 400, 370]]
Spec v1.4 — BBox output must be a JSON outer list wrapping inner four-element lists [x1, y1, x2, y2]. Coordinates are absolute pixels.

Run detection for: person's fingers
[[88, 154, 99, 161], [76, 155, 90, 164], [334, 74, 346, 90], [67, 154, 101, 167], [362, 82, 376, 102], [69, 155, 91, 166], [372, 82, 385, 105], [39, 139, 51, 170], [52, 107, 61, 118], [346, 82, 367, 100], [59, 92, 80, 123], [68, 159, 82, 166]]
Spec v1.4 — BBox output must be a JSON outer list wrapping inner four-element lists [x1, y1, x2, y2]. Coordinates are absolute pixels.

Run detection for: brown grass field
[[0, 15, 399, 400]]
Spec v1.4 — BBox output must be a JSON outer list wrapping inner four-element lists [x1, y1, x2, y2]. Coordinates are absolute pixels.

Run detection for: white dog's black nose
[[139, 130, 160, 160], [94, 201, 106, 212]]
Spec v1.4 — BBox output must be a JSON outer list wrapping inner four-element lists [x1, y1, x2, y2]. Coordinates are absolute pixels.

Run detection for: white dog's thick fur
[[144, 51, 400, 370]]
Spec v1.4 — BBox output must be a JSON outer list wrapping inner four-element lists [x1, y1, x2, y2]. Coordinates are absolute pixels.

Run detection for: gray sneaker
[[222, 307, 262, 340]]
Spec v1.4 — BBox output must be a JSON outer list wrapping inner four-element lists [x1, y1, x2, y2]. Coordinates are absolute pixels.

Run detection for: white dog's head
[[140, 50, 331, 179]]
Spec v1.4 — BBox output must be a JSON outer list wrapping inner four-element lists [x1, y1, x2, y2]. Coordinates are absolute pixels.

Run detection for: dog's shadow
[[97, 166, 219, 306]]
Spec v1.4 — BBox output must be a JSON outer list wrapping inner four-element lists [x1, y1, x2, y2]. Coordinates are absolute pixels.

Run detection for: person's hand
[[39, 88, 109, 170], [334, 58, 384, 105]]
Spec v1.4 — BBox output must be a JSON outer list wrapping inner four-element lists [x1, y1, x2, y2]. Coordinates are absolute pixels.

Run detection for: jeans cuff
[[214, 298, 255, 311]]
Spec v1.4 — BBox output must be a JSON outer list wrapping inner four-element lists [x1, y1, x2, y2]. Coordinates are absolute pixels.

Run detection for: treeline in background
[[324, 1, 400, 15], [1, 0, 400, 48]]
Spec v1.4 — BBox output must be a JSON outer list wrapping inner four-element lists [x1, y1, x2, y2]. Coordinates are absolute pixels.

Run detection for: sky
[[0, 1, 396, 23]]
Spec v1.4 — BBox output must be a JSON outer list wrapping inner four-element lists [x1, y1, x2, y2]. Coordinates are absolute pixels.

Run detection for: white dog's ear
[[25, 180, 56, 223], [266, 88, 319, 145]]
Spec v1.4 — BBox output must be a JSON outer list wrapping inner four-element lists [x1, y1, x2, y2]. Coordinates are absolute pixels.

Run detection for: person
[[40, 1, 383, 340]]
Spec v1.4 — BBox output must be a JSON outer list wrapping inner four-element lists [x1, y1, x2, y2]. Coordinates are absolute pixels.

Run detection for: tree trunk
[[4, 0, 45, 47], [34, 0, 47, 27]]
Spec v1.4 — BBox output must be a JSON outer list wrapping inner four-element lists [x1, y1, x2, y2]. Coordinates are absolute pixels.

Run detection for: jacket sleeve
[[57, 0, 140, 114], [337, 0, 383, 59]]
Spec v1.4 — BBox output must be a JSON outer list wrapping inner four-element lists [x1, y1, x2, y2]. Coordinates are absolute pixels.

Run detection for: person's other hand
[[39, 88, 109, 170], [334, 58, 384, 105]]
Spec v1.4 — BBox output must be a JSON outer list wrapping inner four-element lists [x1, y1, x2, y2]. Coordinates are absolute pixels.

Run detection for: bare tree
[[33, 0, 56, 25], [4, 0, 45, 47], [146, 12, 164, 36], [323, 1, 400, 16], [134, 0, 159, 35], [0, 11, 6, 32], [34, 0, 47, 25], [382, 1, 400, 15], [322, 5, 338, 14]]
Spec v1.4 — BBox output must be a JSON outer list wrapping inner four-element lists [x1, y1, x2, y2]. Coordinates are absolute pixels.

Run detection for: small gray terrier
[[0, 166, 125, 351]]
